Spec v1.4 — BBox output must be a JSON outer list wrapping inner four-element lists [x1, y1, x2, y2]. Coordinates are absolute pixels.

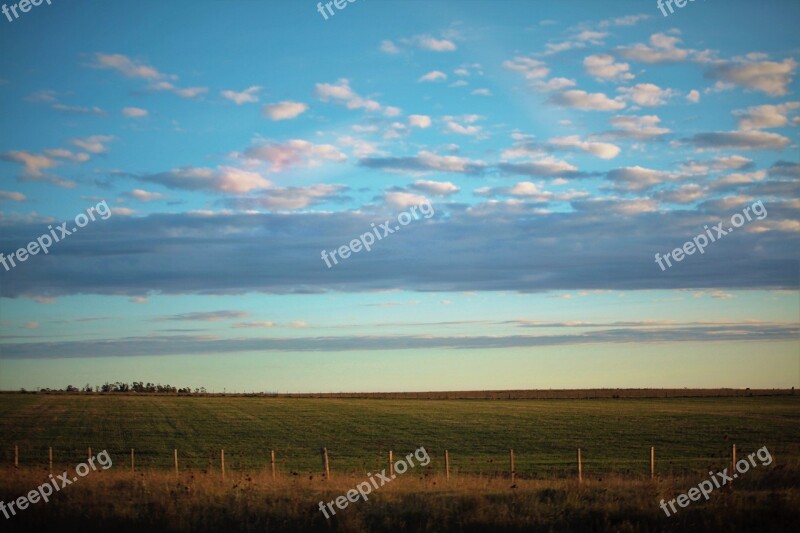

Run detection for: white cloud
[[262, 101, 309, 120], [122, 107, 148, 118], [408, 114, 432, 128], [710, 155, 753, 170], [548, 135, 621, 159], [315, 79, 389, 113], [125, 189, 166, 202], [503, 57, 549, 79], [71, 135, 115, 154], [0, 190, 26, 202], [384, 190, 430, 209], [380, 40, 400, 54], [733, 102, 800, 130], [337, 136, 380, 158], [598, 14, 650, 27], [471, 88, 492, 96], [409, 179, 460, 196], [501, 156, 579, 177], [531, 77, 577, 93], [244, 139, 346, 172], [710, 170, 767, 189], [549, 90, 626, 111], [418, 70, 448, 83], [91, 53, 165, 79], [221, 86, 262, 105], [173, 87, 208, 99], [606, 166, 674, 192], [656, 184, 706, 204], [253, 185, 345, 210], [686, 130, 791, 150], [707, 58, 796, 96], [416, 36, 457, 52], [607, 115, 670, 138], [141, 166, 272, 194], [618, 83, 676, 106], [617, 33, 691, 63], [583, 54, 634, 81], [443, 115, 483, 136], [686, 90, 701, 103]]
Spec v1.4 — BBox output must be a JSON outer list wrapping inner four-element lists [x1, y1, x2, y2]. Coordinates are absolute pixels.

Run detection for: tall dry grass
[[1, 462, 798, 532]]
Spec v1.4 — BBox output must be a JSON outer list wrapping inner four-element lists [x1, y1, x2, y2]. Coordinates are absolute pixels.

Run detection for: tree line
[[27, 382, 208, 394]]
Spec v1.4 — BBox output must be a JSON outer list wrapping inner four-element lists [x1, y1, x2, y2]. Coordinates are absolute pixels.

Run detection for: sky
[[0, 0, 798, 392]]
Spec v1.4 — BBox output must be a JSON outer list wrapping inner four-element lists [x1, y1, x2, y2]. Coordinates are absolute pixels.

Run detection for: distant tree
[[66, 385, 79, 392]]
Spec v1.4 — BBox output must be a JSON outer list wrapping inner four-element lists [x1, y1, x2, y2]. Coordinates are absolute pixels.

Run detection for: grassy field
[[1, 394, 798, 532], [0, 394, 798, 475], [2, 467, 798, 532]]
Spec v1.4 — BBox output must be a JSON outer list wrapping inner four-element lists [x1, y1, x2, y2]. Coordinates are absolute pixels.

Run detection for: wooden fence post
[[131, 448, 135, 473], [322, 447, 330, 479], [510, 449, 516, 484], [731, 444, 736, 487], [49, 447, 53, 474], [271, 450, 276, 479], [174, 449, 178, 475], [88, 447, 92, 460], [389, 450, 394, 477], [444, 450, 450, 481], [14, 445, 18, 468], [221, 449, 226, 480], [650, 446, 655, 480], [577, 448, 583, 483]]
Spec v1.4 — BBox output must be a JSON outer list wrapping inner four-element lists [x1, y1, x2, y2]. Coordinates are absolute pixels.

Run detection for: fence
[[5, 444, 748, 482]]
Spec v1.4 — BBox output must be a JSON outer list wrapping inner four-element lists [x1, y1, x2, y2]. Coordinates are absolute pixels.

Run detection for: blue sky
[[0, 0, 798, 392]]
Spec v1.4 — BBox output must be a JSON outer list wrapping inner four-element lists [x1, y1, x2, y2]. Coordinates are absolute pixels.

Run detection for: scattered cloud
[[122, 107, 149, 118], [221, 86, 262, 105], [548, 90, 626, 111], [262, 101, 309, 120]]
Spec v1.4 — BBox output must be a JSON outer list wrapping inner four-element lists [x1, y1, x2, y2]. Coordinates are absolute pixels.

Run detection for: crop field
[[1, 393, 799, 532], [1, 394, 798, 475]]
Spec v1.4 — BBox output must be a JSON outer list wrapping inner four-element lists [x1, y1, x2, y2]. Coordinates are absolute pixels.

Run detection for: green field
[[1, 394, 799, 532], [1, 394, 798, 477]]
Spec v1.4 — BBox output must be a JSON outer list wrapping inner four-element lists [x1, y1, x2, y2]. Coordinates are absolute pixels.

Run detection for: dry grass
[[1, 463, 798, 532]]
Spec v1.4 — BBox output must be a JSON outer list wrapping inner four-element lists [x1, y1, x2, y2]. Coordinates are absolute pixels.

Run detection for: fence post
[[88, 447, 92, 460], [650, 446, 655, 480], [322, 447, 330, 480], [271, 450, 276, 479], [444, 450, 450, 481], [174, 449, 179, 475], [49, 447, 53, 474], [14, 445, 18, 468], [577, 448, 583, 483], [510, 449, 516, 484], [131, 448, 135, 474], [221, 449, 225, 480], [731, 444, 736, 487]]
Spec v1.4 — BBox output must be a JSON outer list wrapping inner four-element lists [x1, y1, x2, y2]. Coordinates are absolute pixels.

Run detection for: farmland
[[0, 393, 799, 531], [0, 393, 798, 474]]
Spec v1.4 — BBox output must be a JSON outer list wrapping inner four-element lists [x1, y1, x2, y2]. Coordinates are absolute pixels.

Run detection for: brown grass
[[1, 463, 798, 532]]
